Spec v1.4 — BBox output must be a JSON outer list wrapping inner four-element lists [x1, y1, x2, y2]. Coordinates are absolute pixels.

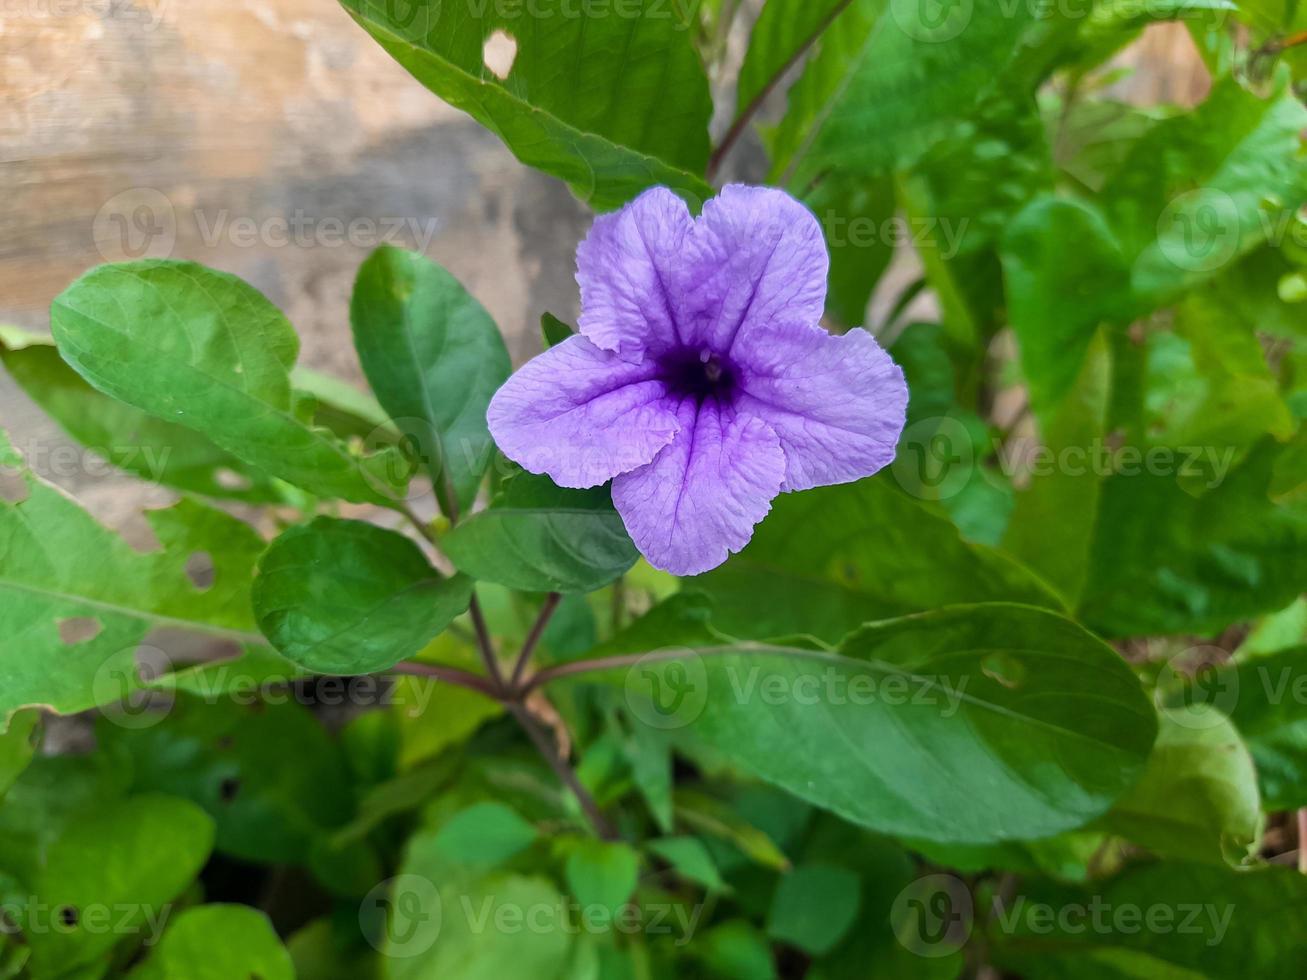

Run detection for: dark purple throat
[[657, 347, 738, 404]]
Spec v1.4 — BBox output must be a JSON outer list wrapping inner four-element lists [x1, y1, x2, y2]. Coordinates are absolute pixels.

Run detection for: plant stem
[[706, 0, 855, 181], [468, 594, 504, 688], [392, 661, 502, 698], [1298, 808, 1306, 874], [509, 592, 562, 693], [506, 699, 616, 840]]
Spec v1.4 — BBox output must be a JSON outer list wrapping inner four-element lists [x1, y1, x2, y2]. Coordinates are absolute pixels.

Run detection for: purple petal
[[734, 323, 907, 492], [612, 399, 785, 576], [576, 187, 694, 359], [676, 185, 829, 354], [487, 335, 681, 489]]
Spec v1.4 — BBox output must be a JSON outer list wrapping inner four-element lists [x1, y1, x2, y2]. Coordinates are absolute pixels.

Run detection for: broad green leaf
[[1004, 330, 1113, 606], [694, 920, 777, 980], [0, 711, 38, 799], [351, 246, 509, 514], [15, 794, 215, 977], [99, 697, 355, 867], [1097, 706, 1262, 866], [431, 801, 538, 868], [1004, 77, 1307, 407], [386, 820, 572, 978], [1078, 438, 1307, 637], [253, 517, 473, 675], [804, 173, 894, 326], [338, 0, 713, 209], [694, 477, 1061, 642], [442, 473, 638, 593], [392, 673, 502, 770], [1213, 645, 1307, 810], [290, 364, 400, 443], [768, 0, 1044, 181], [50, 261, 406, 505], [1002, 195, 1133, 409], [767, 864, 860, 956], [991, 862, 1307, 980], [564, 839, 640, 920], [0, 328, 282, 503], [602, 604, 1156, 843], [645, 836, 724, 892], [735, 0, 850, 121], [1100, 74, 1307, 305], [128, 905, 294, 980], [0, 430, 268, 727]]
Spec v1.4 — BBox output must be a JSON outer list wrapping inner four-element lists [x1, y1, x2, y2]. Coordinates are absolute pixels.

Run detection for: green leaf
[[1004, 329, 1113, 606], [253, 517, 472, 675], [337, 0, 713, 209], [1078, 438, 1307, 637], [351, 246, 510, 514], [442, 473, 638, 593], [540, 313, 574, 349], [694, 477, 1061, 642], [1097, 706, 1262, 866], [768, 0, 1045, 181], [0, 429, 268, 726], [128, 905, 294, 980], [610, 604, 1156, 844], [695, 920, 777, 980], [1214, 645, 1307, 810], [767, 864, 860, 956], [50, 260, 407, 505], [98, 697, 355, 867], [645, 836, 724, 892], [564, 839, 640, 920], [432, 802, 539, 869], [0, 711, 38, 799], [0, 329, 282, 503], [16, 794, 215, 977], [804, 173, 895, 326], [992, 862, 1307, 980]]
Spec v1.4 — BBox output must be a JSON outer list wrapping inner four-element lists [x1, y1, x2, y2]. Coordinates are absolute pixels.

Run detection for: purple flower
[[487, 185, 908, 576]]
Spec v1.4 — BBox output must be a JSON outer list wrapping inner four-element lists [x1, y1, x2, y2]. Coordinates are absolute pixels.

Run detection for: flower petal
[[487, 335, 681, 489], [734, 323, 907, 492], [612, 399, 785, 576], [576, 186, 694, 358], [676, 184, 829, 354]]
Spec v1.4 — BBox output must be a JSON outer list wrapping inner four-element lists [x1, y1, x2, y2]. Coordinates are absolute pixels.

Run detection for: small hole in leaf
[[57, 906, 78, 928], [483, 29, 517, 80], [58, 617, 102, 645], [219, 777, 241, 803], [185, 552, 215, 591], [0, 471, 28, 504], [214, 468, 252, 491]]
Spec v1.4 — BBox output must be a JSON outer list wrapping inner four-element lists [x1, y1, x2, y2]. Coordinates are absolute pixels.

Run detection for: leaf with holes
[[0, 428, 270, 729], [9, 794, 214, 977], [587, 604, 1156, 844], [441, 473, 639, 593], [253, 517, 473, 675], [126, 905, 294, 980], [337, 0, 713, 209], [50, 260, 409, 506], [351, 246, 510, 515]]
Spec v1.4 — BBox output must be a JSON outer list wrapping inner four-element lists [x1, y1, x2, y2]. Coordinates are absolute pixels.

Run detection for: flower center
[[658, 347, 737, 402]]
